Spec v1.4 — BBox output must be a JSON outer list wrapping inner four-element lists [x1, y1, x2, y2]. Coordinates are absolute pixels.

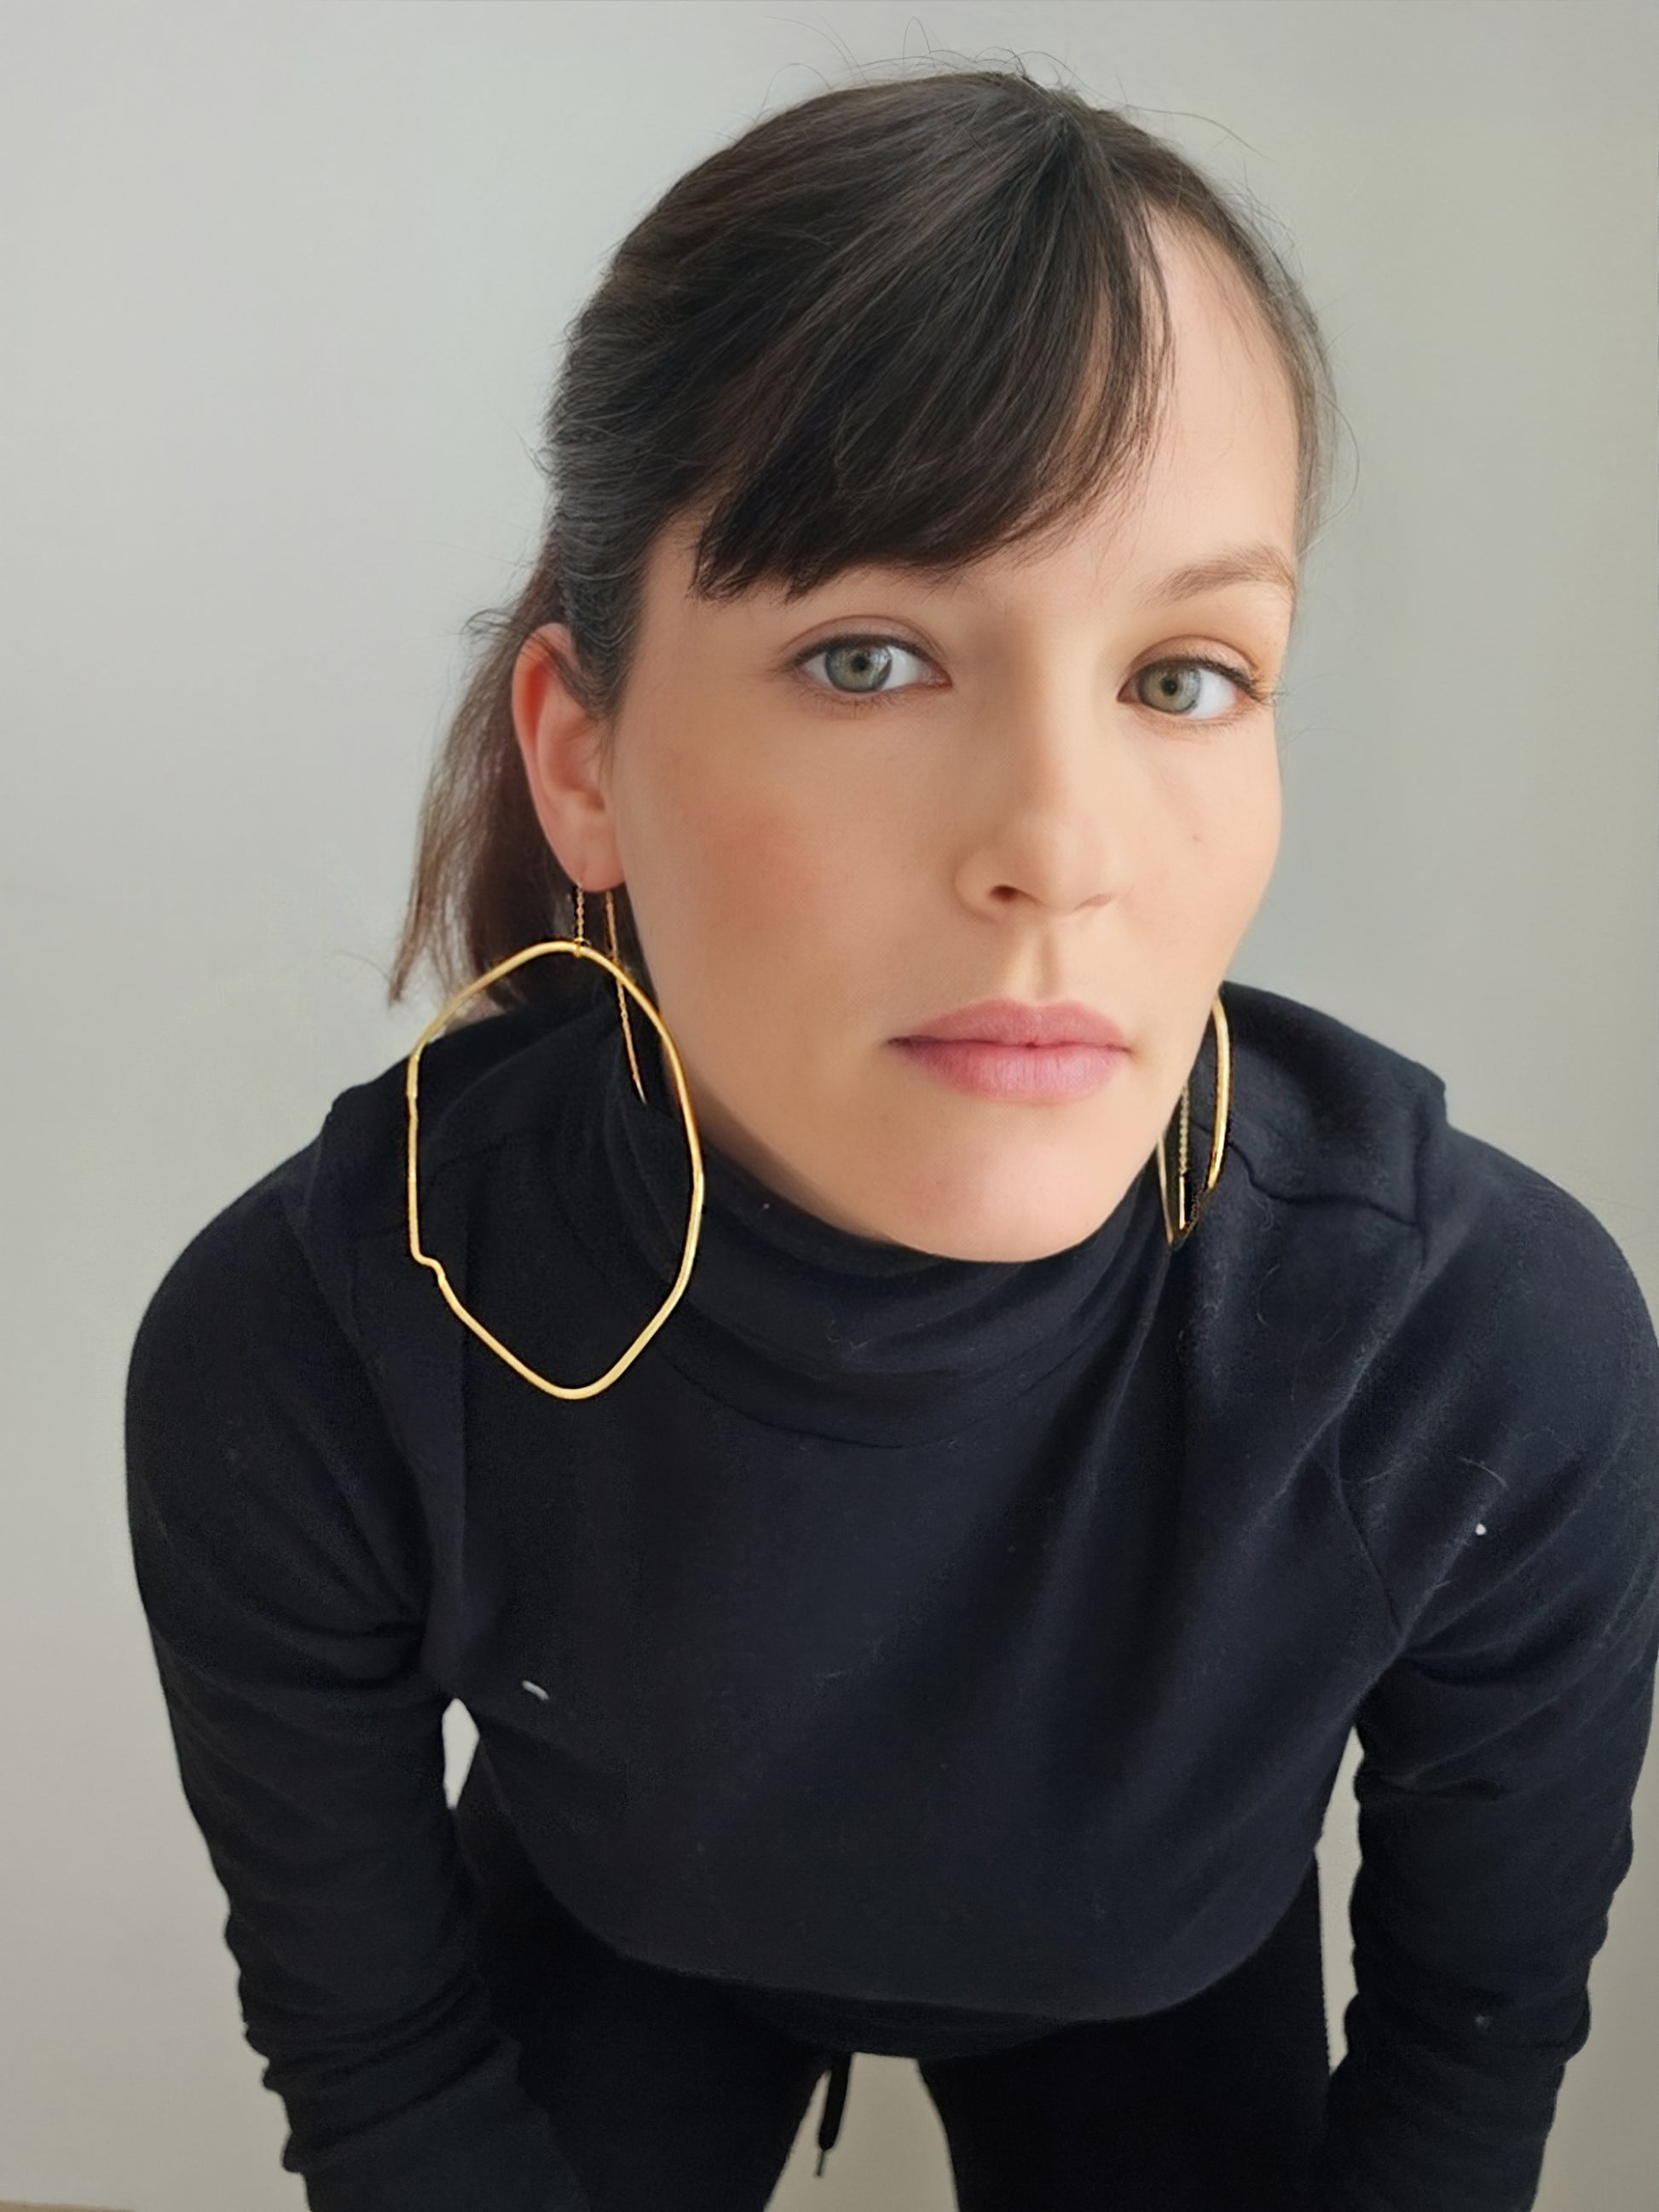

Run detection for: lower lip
[[891, 1037, 1127, 1101]]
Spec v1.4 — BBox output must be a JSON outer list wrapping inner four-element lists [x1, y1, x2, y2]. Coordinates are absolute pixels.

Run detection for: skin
[[511, 223, 1301, 1262]]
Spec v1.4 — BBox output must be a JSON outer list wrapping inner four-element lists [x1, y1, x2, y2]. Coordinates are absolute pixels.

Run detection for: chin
[[877, 1172, 1136, 1265]]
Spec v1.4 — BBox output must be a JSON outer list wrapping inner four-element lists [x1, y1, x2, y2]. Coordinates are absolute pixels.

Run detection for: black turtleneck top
[[124, 980, 1659, 2212]]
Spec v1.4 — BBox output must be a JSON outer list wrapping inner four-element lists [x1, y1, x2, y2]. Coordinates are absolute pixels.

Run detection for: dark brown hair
[[386, 57, 1343, 1025]]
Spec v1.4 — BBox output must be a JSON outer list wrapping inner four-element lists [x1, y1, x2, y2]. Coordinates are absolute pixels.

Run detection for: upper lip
[[898, 997, 1130, 1048]]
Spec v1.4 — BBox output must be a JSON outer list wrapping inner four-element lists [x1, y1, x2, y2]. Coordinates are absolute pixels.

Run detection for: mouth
[[890, 1035, 1128, 1104], [895, 996, 1130, 1051]]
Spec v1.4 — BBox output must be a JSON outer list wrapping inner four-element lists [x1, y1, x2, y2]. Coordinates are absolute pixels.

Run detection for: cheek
[[1235, 759, 1283, 882], [1210, 771, 1281, 956], [674, 797, 846, 980], [1185, 742, 1280, 875]]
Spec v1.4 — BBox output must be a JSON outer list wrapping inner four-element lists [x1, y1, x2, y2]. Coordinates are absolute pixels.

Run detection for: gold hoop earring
[[404, 886, 706, 1400], [1155, 992, 1231, 1251]]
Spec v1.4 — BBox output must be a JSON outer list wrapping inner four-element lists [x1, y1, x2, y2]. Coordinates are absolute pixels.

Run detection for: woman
[[124, 61, 1659, 2212]]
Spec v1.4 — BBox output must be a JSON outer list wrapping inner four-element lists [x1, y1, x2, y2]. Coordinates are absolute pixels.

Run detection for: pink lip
[[891, 1037, 1125, 1102], [896, 996, 1129, 1049]]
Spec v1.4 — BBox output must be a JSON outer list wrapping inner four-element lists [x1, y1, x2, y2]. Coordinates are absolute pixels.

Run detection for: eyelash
[[788, 634, 1277, 721]]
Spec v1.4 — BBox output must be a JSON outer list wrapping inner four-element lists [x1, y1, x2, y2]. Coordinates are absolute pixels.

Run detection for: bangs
[[598, 82, 1182, 608]]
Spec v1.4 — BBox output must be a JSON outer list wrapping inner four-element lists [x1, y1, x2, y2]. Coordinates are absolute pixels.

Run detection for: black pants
[[454, 1753, 1331, 2212]]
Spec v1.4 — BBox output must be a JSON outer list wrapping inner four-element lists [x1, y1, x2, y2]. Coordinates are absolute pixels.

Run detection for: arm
[[1314, 1156, 1659, 2211], [124, 1158, 591, 2212]]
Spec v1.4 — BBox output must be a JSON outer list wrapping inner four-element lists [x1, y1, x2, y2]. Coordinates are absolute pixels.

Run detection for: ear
[[510, 623, 624, 891]]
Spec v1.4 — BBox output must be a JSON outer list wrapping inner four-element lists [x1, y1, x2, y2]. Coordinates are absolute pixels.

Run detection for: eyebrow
[[1136, 541, 1298, 613], [793, 539, 1301, 616]]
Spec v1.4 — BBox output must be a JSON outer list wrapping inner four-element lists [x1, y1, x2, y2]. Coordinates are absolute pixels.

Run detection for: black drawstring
[[813, 2049, 853, 2175]]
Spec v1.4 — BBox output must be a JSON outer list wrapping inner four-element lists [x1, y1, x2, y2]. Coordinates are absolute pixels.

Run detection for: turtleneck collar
[[537, 996, 1171, 1447]]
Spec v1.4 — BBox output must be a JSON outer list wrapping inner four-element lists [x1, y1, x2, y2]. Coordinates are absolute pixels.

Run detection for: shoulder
[[125, 1138, 437, 1649], [1225, 987, 1659, 1618], [130, 992, 601, 1377], [298, 993, 604, 1248], [1225, 979, 1648, 1324], [1215, 979, 1657, 1444], [124, 1131, 380, 1481], [1221, 979, 1444, 1223]]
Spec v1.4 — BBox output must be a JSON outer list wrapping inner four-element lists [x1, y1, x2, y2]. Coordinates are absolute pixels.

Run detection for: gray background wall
[[3, 3, 1655, 2207]]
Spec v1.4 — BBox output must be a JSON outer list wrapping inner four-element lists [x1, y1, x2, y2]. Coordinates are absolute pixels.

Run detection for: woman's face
[[512, 228, 1300, 1261]]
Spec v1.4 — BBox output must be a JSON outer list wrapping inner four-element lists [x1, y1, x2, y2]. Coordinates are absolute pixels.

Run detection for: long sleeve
[[124, 1156, 591, 2212], [1313, 1142, 1659, 2211]]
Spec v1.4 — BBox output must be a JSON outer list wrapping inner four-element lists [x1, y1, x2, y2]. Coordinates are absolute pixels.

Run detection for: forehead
[[1147, 228, 1299, 475]]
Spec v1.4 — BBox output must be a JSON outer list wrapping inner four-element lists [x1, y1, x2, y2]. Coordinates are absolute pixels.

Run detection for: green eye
[[1134, 656, 1271, 720], [792, 635, 934, 702]]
